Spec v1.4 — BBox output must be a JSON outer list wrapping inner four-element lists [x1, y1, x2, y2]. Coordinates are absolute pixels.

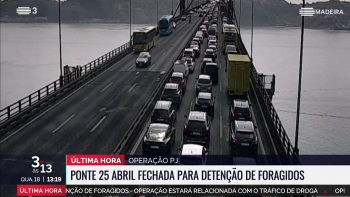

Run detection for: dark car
[[195, 74, 212, 95], [170, 72, 187, 92], [182, 48, 196, 59], [183, 111, 211, 148], [194, 92, 215, 117], [201, 28, 208, 37], [135, 52, 151, 67], [199, 13, 204, 17], [204, 49, 216, 62], [230, 99, 252, 122], [200, 58, 213, 74], [204, 63, 219, 85], [173, 60, 189, 78], [190, 45, 200, 58], [161, 83, 182, 109], [151, 100, 176, 127], [229, 121, 258, 155], [181, 15, 187, 21], [142, 123, 176, 154]]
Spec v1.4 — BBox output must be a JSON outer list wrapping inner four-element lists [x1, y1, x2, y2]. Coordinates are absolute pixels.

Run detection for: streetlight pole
[[58, 0, 63, 87], [294, 0, 306, 157], [172, 0, 173, 15], [250, 0, 254, 62], [157, 0, 159, 23], [130, 0, 132, 41]]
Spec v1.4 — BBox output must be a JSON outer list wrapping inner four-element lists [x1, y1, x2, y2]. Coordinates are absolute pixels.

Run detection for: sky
[[289, 0, 349, 3]]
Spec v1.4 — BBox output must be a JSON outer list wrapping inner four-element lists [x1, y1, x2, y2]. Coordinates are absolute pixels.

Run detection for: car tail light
[[192, 54, 195, 58], [232, 113, 237, 118], [248, 115, 252, 119], [206, 127, 209, 135], [183, 54, 185, 57], [254, 140, 258, 144], [184, 126, 188, 133], [233, 139, 237, 143], [169, 80, 173, 83]]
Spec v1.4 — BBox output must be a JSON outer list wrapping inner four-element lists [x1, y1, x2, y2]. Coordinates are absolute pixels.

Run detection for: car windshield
[[208, 29, 216, 35], [184, 50, 193, 55], [205, 51, 214, 54], [227, 45, 236, 51], [159, 20, 169, 29], [180, 156, 203, 165], [171, 76, 182, 82], [153, 109, 168, 116], [187, 120, 206, 130], [190, 45, 198, 49], [147, 128, 166, 140], [191, 41, 198, 45], [138, 53, 148, 58], [173, 64, 186, 73], [209, 46, 216, 50], [198, 98, 210, 104], [236, 131, 255, 140], [206, 65, 217, 73], [164, 88, 177, 94], [184, 59, 192, 64], [234, 107, 250, 114], [133, 33, 146, 45], [198, 78, 211, 84]]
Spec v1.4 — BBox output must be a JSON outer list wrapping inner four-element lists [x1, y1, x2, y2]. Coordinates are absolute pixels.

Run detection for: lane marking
[[220, 82, 222, 91], [219, 63, 221, 70], [52, 114, 75, 134], [220, 104, 222, 138], [190, 102, 193, 110], [128, 83, 137, 92], [0, 49, 134, 143], [171, 42, 175, 46], [101, 82, 113, 92], [90, 116, 106, 133], [127, 64, 134, 71]]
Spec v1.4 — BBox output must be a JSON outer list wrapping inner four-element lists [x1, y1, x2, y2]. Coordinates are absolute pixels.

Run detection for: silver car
[[195, 74, 212, 95], [135, 52, 151, 67]]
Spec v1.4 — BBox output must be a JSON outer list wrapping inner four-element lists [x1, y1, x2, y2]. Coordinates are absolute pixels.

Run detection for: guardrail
[[112, 11, 205, 155], [227, 9, 298, 163]]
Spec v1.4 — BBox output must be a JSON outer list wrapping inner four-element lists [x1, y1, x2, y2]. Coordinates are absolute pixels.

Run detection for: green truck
[[226, 54, 251, 96]]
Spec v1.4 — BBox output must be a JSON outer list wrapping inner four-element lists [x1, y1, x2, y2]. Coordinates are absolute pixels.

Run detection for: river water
[[1, 23, 350, 154]]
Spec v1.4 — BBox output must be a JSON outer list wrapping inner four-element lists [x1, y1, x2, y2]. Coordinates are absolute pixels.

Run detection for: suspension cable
[[294, 0, 306, 155], [239, 0, 241, 33], [250, 0, 254, 62]]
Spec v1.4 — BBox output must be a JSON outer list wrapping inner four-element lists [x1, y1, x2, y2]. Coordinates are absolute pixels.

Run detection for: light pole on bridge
[[130, 0, 132, 41], [157, 0, 159, 23], [294, 0, 306, 157], [172, 0, 173, 15], [58, 0, 63, 87]]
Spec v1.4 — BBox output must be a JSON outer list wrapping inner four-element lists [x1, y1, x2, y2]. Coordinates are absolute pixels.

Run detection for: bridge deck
[[129, 16, 274, 159], [0, 16, 203, 156]]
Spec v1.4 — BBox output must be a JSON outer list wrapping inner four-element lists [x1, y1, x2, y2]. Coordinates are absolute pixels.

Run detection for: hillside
[[1, 0, 350, 28]]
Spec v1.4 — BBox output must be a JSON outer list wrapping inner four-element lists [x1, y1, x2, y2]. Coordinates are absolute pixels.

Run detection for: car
[[222, 21, 227, 25], [190, 41, 201, 49], [199, 25, 207, 30], [178, 144, 208, 165], [194, 35, 203, 44], [208, 35, 216, 41], [229, 121, 258, 155], [170, 72, 187, 92], [202, 21, 209, 28], [212, 19, 217, 25], [142, 123, 176, 154], [192, 37, 201, 46], [194, 92, 215, 117], [231, 99, 252, 122], [189, 11, 194, 15], [183, 111, 211, 148], [135, 52, 151, 67], [196, 31, 204, 37], [204, 20, 209, 24], [225, 44, 237, 54], [151, 101, 176, 127], [182, 57, 195, 74], [207, 39, 217, 47], [199, 13, 204, 17], [195, 74, 212, 95], [207, 14, 212, 20], [208, 45, 217, 58], [208, 27, 216, 37], [211, 24, 218, 29], [201, 28, 208, 37], [182, 48, 196, 59], [204, 49, 216, 62], [200, 58, 213, 74], [173, 60, 189, 79], [161, 83, 183, 109], [190, 45, 200, 58], [181, 15, 187, 21], [204, 62, 219, 85]]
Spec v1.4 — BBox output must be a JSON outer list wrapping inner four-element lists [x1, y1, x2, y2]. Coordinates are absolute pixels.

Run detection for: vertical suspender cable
[[130, 0, 132, 40], [250, 0, 254, 62], [238, 0, 241, 33], [58, 0, 63, 87], [294, 0, 306, 158]]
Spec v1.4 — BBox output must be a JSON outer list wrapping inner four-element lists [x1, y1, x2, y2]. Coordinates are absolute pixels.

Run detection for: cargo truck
[[225, 54, 251, 96]]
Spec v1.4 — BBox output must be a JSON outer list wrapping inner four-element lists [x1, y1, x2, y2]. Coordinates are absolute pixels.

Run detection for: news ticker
[[15, 185, 350, 196]]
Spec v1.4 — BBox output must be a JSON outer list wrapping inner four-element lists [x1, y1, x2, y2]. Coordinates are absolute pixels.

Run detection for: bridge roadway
[[129, 15, 275, 159], [0, 14, 204, 156]]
